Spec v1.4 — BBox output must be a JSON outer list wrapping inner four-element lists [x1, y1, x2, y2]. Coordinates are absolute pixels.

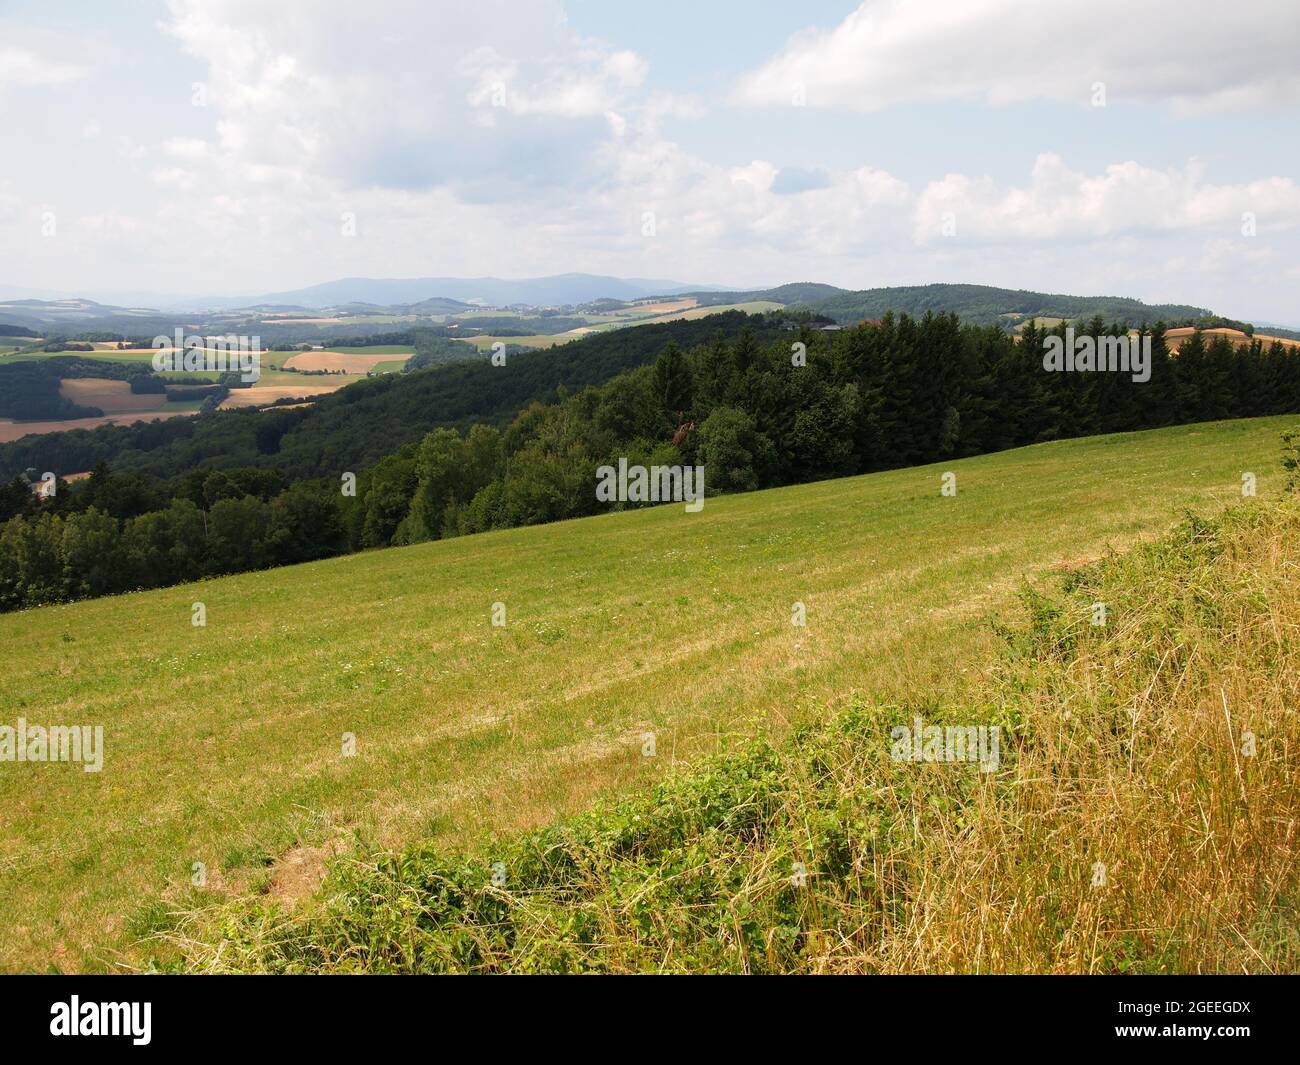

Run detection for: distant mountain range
[[0, 274, 722, 316], [0, 279, 1256, 337], [183, 273, 725, 311], [0, 298, 173, 331]]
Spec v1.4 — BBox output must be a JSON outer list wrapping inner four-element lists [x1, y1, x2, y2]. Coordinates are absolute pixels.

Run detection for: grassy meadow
[[180, 494, 1300, 973], [0, 415, 1293, 971]]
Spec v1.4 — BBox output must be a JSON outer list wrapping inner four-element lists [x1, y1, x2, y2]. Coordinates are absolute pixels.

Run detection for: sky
[[2, 0, 1300, 322]]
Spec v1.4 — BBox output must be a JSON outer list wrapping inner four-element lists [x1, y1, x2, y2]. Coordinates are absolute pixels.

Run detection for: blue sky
[[2, 0, 1299, 322]]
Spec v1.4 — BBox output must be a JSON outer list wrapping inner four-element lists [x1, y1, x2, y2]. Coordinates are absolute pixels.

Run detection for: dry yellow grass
[[863, 502, 1300, 973], [217, 383, 344, 409], [0, 410, 199, 444], [1164, 327, 1300, 352], [59, 378, 170, 413], [634, 300, 784, 325], [628, 298, 697, 315], [282, 351, 412, 373]]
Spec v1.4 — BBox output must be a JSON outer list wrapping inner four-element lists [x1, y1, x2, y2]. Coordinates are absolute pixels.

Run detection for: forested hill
[[690, 282, 847, 306], [0, 310, 793, 482], [4, 313, 1299, 616], [803, 283, 1210, 327]]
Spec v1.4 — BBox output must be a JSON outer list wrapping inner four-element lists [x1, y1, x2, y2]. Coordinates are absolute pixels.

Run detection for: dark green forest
[[3, 312, 1299, 613], [685, 281, 1214, 327], [804, 283, 1213, 327], [0, 311, 794, 481]]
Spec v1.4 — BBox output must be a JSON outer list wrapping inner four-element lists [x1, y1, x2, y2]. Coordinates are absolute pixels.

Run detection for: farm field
[[633, 299, 783, 324], [453, 332, 575, 351], [283, 350, 413, 373], [59, 378, 171, 413], [217, 383, 345, 409], [452, 300, 787, 350], [0, 350, 382, 436], [1, 345, 406, 380], [0, 415, 1292, 972], [618, 298, 697, 316], [60, 368, 355, 413], [1, 348, 163, 364], [0, 407, 203, 444], [2, 347, 268, 365], [1163, 326, 1300, 351], [266, 314, 423, 327]]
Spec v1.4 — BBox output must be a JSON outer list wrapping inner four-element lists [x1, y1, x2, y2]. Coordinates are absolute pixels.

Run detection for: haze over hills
[[0, 275, 723, 316], [0, 280, 1256, 335], [0, 277, 713, 309], [192, 273, 727, 311], [691, 282, 1216, 328], [0, 298, 177, 331]]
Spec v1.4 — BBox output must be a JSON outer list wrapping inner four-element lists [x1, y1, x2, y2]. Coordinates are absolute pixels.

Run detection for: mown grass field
[[0, 349, 162, 364], [282, 351, 412, 373], [180, 494, 1300, 973], [633, 299, 783, 324], [0, 416, 1292, 971], [454, 332, 575, 351], [0, 405, 207, 446]]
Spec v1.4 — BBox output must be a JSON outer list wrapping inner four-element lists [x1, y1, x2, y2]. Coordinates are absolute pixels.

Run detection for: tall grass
[[894, 502, 1300, 973], [171, 496, 1300, 973]]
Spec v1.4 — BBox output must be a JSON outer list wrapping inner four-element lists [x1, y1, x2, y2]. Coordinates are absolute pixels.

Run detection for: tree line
[[2, 313, 1299, 612]]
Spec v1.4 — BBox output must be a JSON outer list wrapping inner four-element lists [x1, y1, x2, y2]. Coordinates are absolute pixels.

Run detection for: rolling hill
[[680, 282, 1212, 327], [0, 280, 1229, 337], [807, 283, 1209, 326], [180, 493, 1300, 974], [0, 414, 1291, 971], [248, 274, 723, 310]]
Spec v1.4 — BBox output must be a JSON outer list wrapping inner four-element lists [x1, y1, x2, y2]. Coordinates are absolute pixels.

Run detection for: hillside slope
[[178, 495, 1300, 974], [805, 283, 1209, 327], [0, 415, 1292, 971]]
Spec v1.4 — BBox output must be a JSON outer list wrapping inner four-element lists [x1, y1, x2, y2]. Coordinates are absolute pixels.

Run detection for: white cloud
[[160, 0, 650, 192], [0, 46, 90, 89], [459, 43, 647, 118], [2, 0, 1297, 322], [734, 0, 1300, 114], [150, 167, 197, 191], [162, 137, 211, 160], [0, 182, 19, 226], [913, 154, 1300, 243]]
